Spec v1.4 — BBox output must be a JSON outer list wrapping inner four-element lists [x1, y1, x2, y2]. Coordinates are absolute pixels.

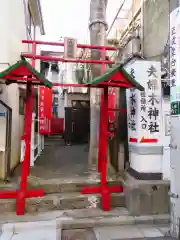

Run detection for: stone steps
[[0, 208, 170, 238], [61, 213, 170, 230], [28, 176, 123, 194], [0, 192, 125, 213]]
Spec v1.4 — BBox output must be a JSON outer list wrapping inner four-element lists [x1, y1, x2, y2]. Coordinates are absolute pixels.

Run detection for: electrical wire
[[106, 0, 126, 37]]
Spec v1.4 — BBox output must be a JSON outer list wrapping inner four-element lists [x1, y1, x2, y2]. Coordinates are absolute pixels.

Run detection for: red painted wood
[[82, 86, 124, 211], [108, 89, 116, 122], [23, 53, 113, 65], [25, 189, 44, 198], [51, 118, 64, 135], [129, 137, 138, 143], [81, 186, 100, 194], [0, 191, 17, 198], [108, 108, 127, 112], [6, 65, 33, 77], [101, 188, 110, 211], [109, 72, 127, 82], [98, 49, 107, 173], [22, 40, 116, 51], [18, 84, 34, 214], [108, 185, 123, 192]]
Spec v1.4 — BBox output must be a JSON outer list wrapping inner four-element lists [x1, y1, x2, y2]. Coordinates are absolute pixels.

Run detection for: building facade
[[106, 0, 172, 181], [0, 0, 44, 180]]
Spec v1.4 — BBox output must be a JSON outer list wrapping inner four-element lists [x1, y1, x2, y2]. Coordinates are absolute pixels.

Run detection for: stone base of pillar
[[128, 144, 163, 180], [123, 172, 170, 216]]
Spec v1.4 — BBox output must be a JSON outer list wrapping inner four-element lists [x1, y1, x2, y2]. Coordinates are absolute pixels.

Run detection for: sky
[[40, 0, 123, 45]]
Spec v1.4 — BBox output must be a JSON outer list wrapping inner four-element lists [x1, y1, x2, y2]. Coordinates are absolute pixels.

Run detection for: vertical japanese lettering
[[170, 26, 177, 87], [146, 65, 160, 134], [128, 68, 137, 131]]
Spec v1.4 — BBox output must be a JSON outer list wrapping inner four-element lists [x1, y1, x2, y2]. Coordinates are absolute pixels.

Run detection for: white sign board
[[126, 60, 162, 145], [170, 7, 180, 115]]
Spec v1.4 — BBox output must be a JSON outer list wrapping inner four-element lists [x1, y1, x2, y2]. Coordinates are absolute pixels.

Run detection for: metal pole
[[100, 86, 109, 210]]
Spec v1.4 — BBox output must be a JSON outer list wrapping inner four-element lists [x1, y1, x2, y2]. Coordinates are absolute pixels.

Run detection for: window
[[24, 0, 35, 41], [19, 95, 25, 115], [27, 4, 35, 40]]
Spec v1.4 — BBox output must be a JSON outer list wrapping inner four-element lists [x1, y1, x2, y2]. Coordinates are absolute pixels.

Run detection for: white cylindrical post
[[30, 113, 35, 166]]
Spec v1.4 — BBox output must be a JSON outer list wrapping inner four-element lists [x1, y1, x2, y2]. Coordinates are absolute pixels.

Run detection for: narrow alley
[[0, 0, 179, 239]]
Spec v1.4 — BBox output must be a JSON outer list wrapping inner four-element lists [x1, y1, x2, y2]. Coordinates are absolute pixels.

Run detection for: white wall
[[162, 96, 171, 180], [8, 0, 29, 64], [0, 0, 42, 172]]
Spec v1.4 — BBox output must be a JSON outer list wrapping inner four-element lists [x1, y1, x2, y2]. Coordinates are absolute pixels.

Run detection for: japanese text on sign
[[39, 87, 45, 132], [126, 61, 162, 143], [128, 68, 137, 131], [170, 8, 180, 116], [146, 65, 160, 134], [170, 26, 177, 87]]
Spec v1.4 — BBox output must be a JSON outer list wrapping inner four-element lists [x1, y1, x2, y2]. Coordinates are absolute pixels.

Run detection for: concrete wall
[[0, 0, 42, 178], [142, 0, 169, 60], [169, 0, 180, 13]]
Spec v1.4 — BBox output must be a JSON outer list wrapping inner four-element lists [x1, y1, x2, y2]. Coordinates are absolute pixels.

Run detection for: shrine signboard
[[170, 8, 180, 116], [126, 60, 162, 145], [39, 87, 52, 134]]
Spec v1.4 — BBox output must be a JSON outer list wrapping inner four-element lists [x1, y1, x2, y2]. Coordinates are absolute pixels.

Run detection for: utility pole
[[88, 0, 108, 167]]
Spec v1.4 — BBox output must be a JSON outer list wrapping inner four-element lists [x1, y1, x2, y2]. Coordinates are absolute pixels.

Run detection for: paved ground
[[0, 207, 171, 240], [0, 222, 173, 240], [13, 137, 89, 180]]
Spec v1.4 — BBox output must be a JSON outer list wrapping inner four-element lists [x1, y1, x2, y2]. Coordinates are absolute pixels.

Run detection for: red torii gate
[[0, 57, 52, 215], [81, 66, 144, 210], [0, 39, 144, 215]]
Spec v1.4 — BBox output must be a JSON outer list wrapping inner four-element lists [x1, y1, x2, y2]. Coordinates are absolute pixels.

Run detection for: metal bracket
[[89, 20, 108, 30]]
